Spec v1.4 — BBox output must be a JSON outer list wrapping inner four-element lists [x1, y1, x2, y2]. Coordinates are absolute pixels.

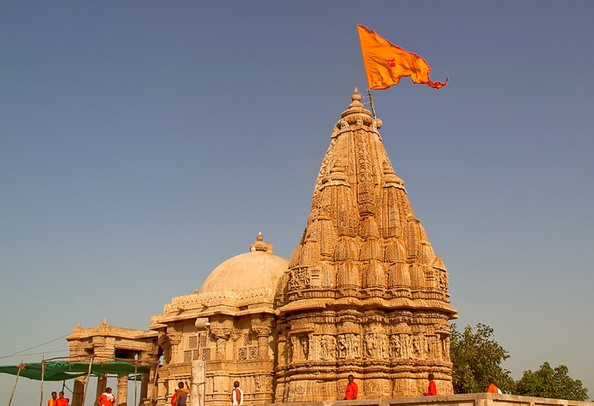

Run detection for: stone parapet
[[261, 394, 592, 406]]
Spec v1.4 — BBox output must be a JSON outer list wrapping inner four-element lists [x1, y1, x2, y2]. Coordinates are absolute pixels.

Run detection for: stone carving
[[299, 335, 309, 360], [412, 335, 422, 359], [319, 335, 335, 359], [336, 333, 361, 359], [288, 268, 311, 289], [389, 334, 402, 358]]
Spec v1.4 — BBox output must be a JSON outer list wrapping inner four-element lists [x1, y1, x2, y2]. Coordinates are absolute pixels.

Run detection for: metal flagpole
[[367, 89, 377, 119]]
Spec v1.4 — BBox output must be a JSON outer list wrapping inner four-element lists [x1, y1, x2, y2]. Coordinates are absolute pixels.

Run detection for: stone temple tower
[[275, 89, 457, 402]]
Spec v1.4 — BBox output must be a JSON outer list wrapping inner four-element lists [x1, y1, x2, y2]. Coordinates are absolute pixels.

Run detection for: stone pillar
[[210, 316, 232, 360], [190, 360, 205, 406], [117, 375, 128, 406], [72, 376, 85, 406], [95, 374, 108, 406], [140, 373, 149, 406], [251, 315, 274, 360], [143, 365, 158, 406], [156, 377, 168, 406]]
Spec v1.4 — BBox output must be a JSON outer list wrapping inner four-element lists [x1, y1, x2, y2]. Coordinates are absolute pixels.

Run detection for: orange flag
[[357, 25, 447, 90]]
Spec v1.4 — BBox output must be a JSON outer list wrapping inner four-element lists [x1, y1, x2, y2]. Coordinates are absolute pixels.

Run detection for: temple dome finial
[[250, 232, 272, 252], [340, 88, 372, 120]]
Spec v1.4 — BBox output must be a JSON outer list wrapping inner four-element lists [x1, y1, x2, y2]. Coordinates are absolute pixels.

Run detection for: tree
[[515, 362, 588, 401], [450, 323, 515, 394]]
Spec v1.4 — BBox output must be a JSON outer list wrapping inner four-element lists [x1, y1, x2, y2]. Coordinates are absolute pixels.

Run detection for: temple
[[66, 89, 457, 406]]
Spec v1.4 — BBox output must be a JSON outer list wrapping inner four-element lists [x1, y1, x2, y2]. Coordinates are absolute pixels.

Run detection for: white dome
[[200, 234, 288, 294]]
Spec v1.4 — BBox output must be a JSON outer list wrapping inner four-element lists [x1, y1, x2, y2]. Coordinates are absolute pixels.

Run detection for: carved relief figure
[[289, 336, 296, 362], [320, 336, 329, 359], [365, 334, 377, 358], [412, 335, 422, 359], [215, 338, 226, 360], [402, 334, 411, 359], [379, 334, 387, 359], [353, 334, 361, 358], [390, 334, 402, 358], [337, 334, 347, 358], [442, 335, 450, 360], [299, 335, 309, 360]]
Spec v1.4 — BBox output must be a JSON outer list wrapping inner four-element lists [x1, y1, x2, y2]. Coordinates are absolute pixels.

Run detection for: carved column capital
[[210, 328, 232, 341]]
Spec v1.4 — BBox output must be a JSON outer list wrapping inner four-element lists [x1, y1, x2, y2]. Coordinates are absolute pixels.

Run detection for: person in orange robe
[[173, 382, 190, 406], [486, 378, 501, 393], [56, 391, 69, 406], [345, 375, 358, 400], [48, 391, 58, 406], [98, 387, 116, 406], [424, 374, 437, 396]]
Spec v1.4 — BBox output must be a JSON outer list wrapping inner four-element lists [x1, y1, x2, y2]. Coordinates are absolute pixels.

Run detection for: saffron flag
[[357, 25, 447, 90]]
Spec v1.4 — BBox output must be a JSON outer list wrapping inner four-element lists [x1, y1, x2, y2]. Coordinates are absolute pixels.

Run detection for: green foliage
[[515, 362, 589, 401], [450, 323, 515, 394]]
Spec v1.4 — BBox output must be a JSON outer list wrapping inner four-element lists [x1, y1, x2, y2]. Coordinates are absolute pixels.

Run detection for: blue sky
[[1, 1, 593, 404]]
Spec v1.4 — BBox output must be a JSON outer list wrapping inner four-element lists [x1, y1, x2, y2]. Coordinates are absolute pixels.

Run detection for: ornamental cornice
[[157, 287, 276, 315]]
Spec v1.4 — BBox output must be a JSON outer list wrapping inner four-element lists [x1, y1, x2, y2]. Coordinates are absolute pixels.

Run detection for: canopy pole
[[39, 360, 45, 406], [7, 364, 23, 406], [81, 357, 94, 406], [133, 364, 138, 406], [368, 89, 377, 119]]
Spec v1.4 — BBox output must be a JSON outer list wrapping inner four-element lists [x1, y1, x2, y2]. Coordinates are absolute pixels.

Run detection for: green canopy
[[0, 361, 151, 381]]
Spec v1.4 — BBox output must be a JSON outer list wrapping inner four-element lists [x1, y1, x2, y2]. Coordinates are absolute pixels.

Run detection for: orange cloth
[[98, 393, 116, 406], [174, 388, 189, 406], [231, 387, 243, 405], [487, 383, 499, 393], [48, 399, 58, 406], [56, 398, 68, 406], [357, 25, 447, 90], [345, 381, 358, 400], [426, 380, 437, 396]]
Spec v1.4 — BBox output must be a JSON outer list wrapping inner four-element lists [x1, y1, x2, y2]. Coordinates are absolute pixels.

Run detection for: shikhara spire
[[275, 89, 457, 401]]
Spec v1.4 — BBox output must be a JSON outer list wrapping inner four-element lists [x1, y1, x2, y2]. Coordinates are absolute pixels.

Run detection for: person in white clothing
[[231, 381, 243, 405]]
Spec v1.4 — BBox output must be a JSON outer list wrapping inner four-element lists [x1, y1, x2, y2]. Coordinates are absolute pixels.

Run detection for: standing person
[[48, 391, 58, 406], [486, 378, 502, 394], [98, 387, 116, 406], [345, 375, 358, 400], [424, 374, 437, 396], [56, 391, 69, 406], [174, 382, 190, 406], [231, 381, 243, 405]]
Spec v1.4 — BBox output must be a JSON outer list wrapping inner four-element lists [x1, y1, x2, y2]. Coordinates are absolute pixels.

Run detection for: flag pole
[[368, 89, 377, 119]]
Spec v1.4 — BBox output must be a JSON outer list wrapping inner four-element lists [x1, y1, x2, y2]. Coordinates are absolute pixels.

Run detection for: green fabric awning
[[0, 361, 151, 381]]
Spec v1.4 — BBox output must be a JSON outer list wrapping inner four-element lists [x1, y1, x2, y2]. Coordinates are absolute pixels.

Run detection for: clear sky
[[1, 1, 593, 405]]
